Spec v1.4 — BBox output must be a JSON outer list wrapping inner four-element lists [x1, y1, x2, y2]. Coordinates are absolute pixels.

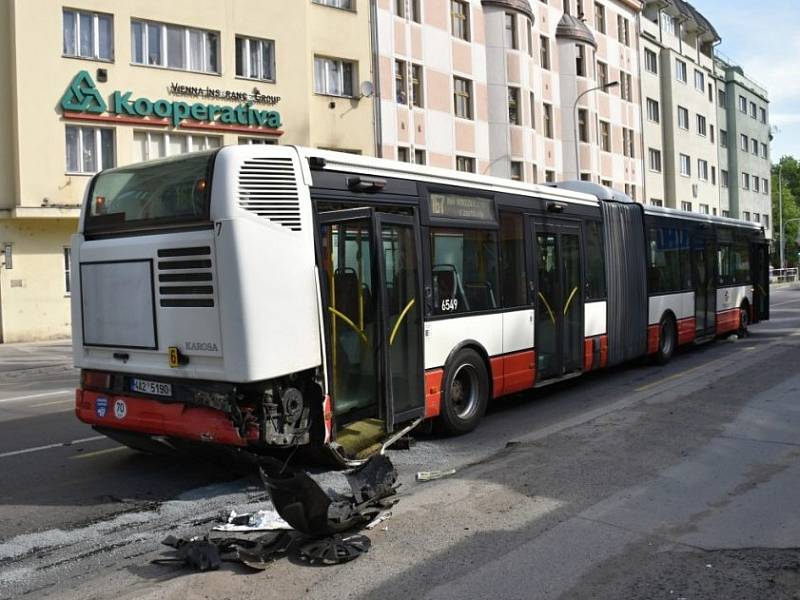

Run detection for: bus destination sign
[[430, 193, 495, 221]]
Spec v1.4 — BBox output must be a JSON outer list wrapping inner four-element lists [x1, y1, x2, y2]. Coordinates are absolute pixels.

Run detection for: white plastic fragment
[[212, 508, 292, 532], [365, 512, 392, 530], [416, 469, 456, 482]]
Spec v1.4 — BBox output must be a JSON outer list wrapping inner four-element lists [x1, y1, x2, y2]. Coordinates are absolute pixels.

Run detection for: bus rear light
[[82, 370, 111, 390]]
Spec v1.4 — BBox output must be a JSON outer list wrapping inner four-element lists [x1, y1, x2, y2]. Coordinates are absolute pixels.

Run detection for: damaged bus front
[[72, 147, 332, 458]]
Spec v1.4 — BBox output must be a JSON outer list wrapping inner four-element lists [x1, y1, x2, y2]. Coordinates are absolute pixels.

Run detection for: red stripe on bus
[[75, 390, 259, 446], [584, 338, 594, 371], [502, 350, 536, 395], [600, 335, 608, 368], [323, 394, 333, 444], [716, 308, 740, 335], [424, 369, 443, 418], [677, 317, 696, 345], [490, 356, 505, 398], [647, 324, 660, 355]]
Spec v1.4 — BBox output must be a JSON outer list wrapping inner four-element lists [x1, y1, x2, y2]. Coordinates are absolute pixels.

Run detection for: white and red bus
[[71, 146, 770, 462]]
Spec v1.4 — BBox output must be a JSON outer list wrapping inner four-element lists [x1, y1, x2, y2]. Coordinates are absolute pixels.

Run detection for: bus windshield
[[84, 150, 216, 233]]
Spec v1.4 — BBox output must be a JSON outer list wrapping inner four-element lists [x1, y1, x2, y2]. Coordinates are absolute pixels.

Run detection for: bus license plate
[[130, 378, 172, 397]]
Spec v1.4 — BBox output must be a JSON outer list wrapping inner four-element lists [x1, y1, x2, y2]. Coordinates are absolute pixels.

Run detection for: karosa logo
[[59, 71, 282, 129]]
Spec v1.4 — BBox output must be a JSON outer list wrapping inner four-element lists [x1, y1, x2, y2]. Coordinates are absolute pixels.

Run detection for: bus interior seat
[[432, 264, 469, 311], [333, 268, 360, 324], [464, 282, 497, 311]]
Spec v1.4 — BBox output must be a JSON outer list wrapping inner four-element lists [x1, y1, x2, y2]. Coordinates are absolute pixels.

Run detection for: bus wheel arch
[[437, 342, 491, 435], [655, 311, 677, 365]]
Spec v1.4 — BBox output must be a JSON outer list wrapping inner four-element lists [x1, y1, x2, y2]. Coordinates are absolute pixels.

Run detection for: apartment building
[[378, 0, 643, 193], [714, 55, 771, 232], [0, 0, 375, 342]]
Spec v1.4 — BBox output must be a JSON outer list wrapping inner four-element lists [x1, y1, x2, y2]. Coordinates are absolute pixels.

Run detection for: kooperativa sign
[[60, 71, 282, 130]]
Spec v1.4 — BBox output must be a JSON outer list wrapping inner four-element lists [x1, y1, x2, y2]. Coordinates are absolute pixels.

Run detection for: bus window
[[499, 213, 527, 307], [718, 244, 733, 285], [647, 227, 682, 293], [584, 220, 607, 300], [430, 228, 499, 315], [732, 240, 751, 284]]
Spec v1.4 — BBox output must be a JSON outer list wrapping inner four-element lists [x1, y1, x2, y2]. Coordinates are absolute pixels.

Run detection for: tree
[[771, 156, 800, 267]]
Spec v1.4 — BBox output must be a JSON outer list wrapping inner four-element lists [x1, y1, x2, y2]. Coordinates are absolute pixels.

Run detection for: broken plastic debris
[[416, 468, 456, 482], [297, 533, 371, 566], [154, 535, 221, 572], [365, 511, 392, 530], [212, 508, 292, 532]]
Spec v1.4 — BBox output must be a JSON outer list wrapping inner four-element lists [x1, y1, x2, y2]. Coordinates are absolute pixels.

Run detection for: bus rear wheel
[[438, 348, 489, 435], [655, 315, 676, 365]]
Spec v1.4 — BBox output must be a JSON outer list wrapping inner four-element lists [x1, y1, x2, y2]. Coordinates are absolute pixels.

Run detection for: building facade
[[0, 0, 375, 342]]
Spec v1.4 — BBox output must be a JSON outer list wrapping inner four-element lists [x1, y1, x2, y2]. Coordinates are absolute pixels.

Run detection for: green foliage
[[771, 156, 800, 266]]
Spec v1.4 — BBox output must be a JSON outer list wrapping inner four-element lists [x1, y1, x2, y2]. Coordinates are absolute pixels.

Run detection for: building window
[[679, 153, 691, 177], [649, 148, 662, 172], [453, 76, 473, 119], [739, 95, 747, 113], [710, 124, 715, 144], [314, 56, 355, 97], [675, 58, 687, 83], [312, 0, 354, 9], [395, 0, 405, 18], [451, 0, 470, 41], [718, 89, 727, 107], [530, 92, 536, 129], [508, 87, 520, 125], [132, 130, 220, 162], [651, 199, 663, 207], [696, 114, 706, 136], [563, 0, 571, 15], [595, 3, 606, 33], [694, 69, 704, 92], [63, 9, 113, 61], [622, 127, 635, 158], [698, 159, 708, 181], [410, 0, 421, 22], [600, 120, 610, 151], [527, 19, 534, 56], [763, 177, 769, 194], [601, 178, 612, 188], [751, 138, 758, 155], [576, 44, 586, 77], [720, 129, 728, 148], [239, 136, 278, 144], [721, 169, 729, 188], [708, 82, 713, 102], [540, 36, 550, 70], [749, 101, 757, 119], [398, 147, 410, 162], [456, 155, 475, 172], [661, 12, 677, 35], [722, 210, 730, 217], [617, 15, 630, 46], [764, 214, 769, 227], [545, 170, 556, 183], [543, 103, 553, 138], [597, 61, 608, 88], [620, 72, 633, 102], [644, 48, 658, 74], [65, 126, 115, 174], [754, 177, 760, 193], [753, 213, 761, 223], [677, 106, 689, 129], [743, 210, 751, 220], [235, 36, 275, 81], [64, 248, 72, 294], [646, 98, 660, 123], [711, 165, 716, 185], [581, 172, 592, 182], [414, 149, 426, 164], [760, 107, 767, 124], [510, 161, 523, 181], [131, 19, 219, 73], [395, 59, 408, 103], [740, 133, 748, 150], [681, 201, 692, 212], [742, 172, 750, 190], [505, 13, 518, 49], [578, 108, 589, 142], [411, 64, 424, 107], [761, 142, 768, 159], [699, 203, 709, 215]]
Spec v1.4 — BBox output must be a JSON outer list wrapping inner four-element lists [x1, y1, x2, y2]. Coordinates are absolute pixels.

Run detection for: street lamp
[[574, 80, 619, 180], [779, 161, 784, 268]]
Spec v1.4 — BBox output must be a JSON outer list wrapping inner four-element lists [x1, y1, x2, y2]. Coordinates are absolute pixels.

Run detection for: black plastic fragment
[[297, 533, 371, 566]]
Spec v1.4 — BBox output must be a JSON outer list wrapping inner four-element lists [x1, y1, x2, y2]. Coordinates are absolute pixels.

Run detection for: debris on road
[[297, 533, 371, 566], [212, 508, 292, 532], [416, 468, 456, 482], [154, 535, 222, 572], [365, 511, 392, 530]]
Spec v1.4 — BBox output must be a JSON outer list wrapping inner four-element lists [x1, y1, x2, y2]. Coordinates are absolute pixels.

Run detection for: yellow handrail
[[389, 298, 416, 345], [563, 286, 579, 315], [327, 306, 368, 343], [537, 292, 556, 324]]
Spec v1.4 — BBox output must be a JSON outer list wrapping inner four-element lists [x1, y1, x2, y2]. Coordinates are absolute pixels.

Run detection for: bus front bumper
[[75, 388, 260, 446]]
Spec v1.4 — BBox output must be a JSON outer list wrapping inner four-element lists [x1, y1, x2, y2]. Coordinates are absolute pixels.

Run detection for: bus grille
[[237, 157, 302, 232], [156, 246, 215, 308]]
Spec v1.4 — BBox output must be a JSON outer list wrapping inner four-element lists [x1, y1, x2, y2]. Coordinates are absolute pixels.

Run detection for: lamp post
[[573, 80, 619, 180], [779, 161, 784, 268]]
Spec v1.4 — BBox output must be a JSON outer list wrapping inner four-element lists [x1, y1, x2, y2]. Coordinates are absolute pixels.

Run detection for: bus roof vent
[[238, 157, 302, 232]]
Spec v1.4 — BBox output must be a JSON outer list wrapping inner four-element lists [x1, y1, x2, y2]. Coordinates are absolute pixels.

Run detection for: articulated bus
[[71, 146, 770, 463]]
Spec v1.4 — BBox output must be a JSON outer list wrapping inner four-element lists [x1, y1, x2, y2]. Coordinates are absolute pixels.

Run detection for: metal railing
[[770, 268, 799, 284]]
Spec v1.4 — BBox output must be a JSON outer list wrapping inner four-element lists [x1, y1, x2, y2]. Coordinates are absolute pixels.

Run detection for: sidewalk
[[0, 339, 74, 379]]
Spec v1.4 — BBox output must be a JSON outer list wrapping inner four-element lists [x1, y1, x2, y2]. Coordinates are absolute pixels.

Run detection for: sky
[[696, 0, 800, 161]]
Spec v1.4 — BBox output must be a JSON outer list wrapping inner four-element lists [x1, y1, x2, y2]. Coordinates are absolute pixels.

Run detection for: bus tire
[[738, 303, 750, 337], [655, 315, 676, 365], [438, 348, 489, 435]]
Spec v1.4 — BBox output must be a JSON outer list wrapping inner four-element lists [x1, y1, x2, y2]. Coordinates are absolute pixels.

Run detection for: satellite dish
[[360, 81, 375, 98]]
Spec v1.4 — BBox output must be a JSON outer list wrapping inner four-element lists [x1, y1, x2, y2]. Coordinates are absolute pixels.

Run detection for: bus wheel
[[655, 315, 676, 365], [738, 304, 750, 337], [438, 348, 489, 435]]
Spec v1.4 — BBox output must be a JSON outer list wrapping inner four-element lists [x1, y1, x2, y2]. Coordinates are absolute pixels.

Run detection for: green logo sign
[[60, 71, 107, 114], [60, 71, 282, 129]]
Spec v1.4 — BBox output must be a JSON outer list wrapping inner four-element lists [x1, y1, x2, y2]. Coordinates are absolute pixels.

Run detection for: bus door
[[692, 233, 716, 334], [530, 218, 584, 381], [318, 209, 424, 433], [751, 241, 770, 322]]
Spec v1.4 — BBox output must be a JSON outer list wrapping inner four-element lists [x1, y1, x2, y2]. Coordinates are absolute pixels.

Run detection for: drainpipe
[[635, 9, 647, 203], [369, 0, 383, 158]]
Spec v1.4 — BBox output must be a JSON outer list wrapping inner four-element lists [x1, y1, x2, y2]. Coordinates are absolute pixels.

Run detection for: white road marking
[[30, 398, 74, 408], [0, 435, 105, 459], [0, 389, 73, 404], [70, 446, 128, 460]]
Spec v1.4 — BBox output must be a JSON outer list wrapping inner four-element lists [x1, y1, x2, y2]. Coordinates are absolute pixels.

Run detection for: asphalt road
[[1, 287, 799, 599]]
